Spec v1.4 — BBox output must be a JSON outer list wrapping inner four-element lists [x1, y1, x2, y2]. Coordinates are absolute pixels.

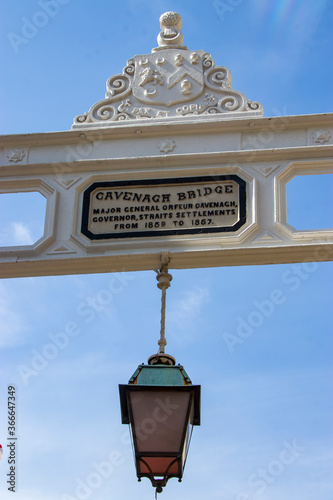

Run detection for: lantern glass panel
[[182, 402, 194, 466], [129, 389, 191, 453], [139, 457, 179, 476]]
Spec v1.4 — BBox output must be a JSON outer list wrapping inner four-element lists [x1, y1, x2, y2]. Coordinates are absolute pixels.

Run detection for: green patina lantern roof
[[128, 362, 192, 387]]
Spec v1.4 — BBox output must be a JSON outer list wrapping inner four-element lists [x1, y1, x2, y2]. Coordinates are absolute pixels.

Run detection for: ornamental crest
[[72, 11, 263, 128], [132, 50, 205, 107]]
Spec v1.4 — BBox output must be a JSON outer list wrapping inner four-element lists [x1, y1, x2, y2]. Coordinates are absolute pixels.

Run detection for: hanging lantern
[[119, 264, 201, 495]]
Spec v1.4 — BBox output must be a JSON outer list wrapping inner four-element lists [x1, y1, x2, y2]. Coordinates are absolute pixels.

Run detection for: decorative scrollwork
[[206, 107, 219, 114], [203, 53, 214, 68], [218, 96, 242, 112], [74, 113, 88, 124], [106, 74, 132, 99], [205, 66, 232, 89], [124, 59, 135, 76], [115, 113, 130, 121], [247, 100, 262, 111], [91, 102, 117, 122], [212, 70, 228, 85]]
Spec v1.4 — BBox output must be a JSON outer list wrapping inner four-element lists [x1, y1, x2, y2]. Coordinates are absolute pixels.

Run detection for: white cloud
[[168, 287, 210, 336], [12, 222, 35, 244], [0, 222, 35, 246]]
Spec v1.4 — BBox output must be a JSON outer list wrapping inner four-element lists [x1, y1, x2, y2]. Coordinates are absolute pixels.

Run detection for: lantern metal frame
[[119, 369, 200, 491]]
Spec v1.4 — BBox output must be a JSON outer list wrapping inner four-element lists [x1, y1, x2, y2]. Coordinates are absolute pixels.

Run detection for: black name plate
[[81, 175, 246, 240]]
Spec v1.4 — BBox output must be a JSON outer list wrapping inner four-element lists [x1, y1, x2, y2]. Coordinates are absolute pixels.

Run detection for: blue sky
[[0, 1, 333, 500]]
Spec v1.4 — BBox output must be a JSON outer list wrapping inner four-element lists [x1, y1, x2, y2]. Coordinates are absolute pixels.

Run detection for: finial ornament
[[156, 11, 187, 50]]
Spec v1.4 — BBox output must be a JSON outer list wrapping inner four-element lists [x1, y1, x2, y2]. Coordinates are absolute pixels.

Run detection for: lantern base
[[148, 353, 176, 366]]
